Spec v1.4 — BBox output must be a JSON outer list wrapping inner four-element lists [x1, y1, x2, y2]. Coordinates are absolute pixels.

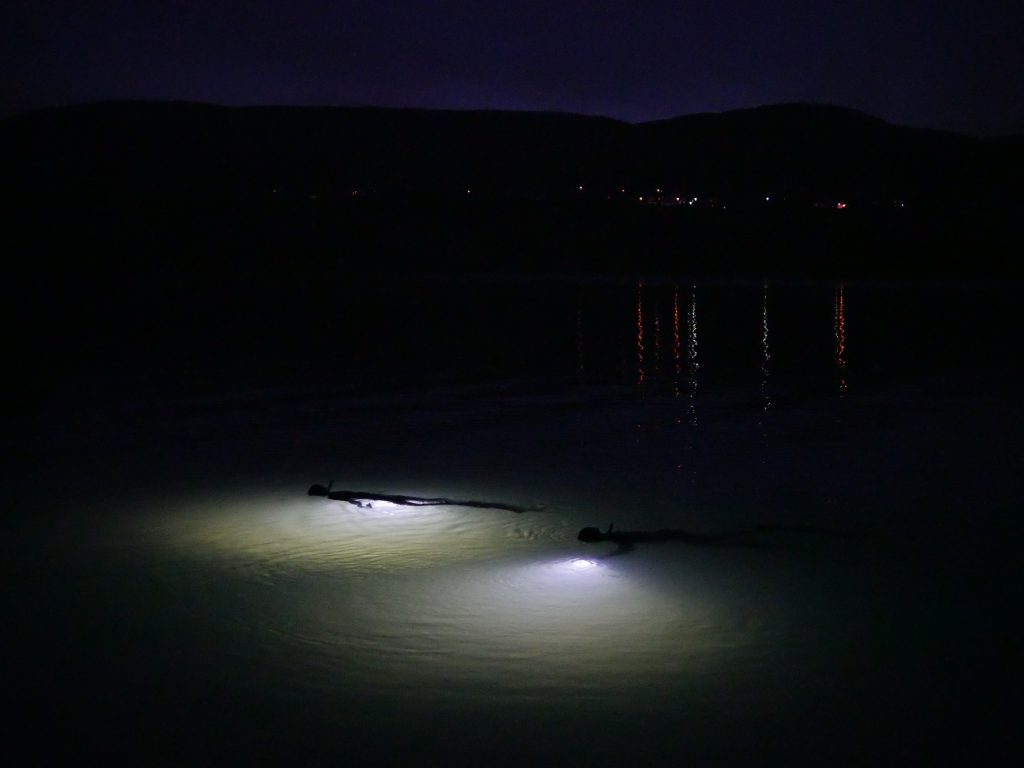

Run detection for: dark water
[[8, 277, 1022, 764]]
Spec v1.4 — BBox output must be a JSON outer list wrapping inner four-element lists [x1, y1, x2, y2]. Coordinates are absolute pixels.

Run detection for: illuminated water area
[[11, 279, 1021, 764]]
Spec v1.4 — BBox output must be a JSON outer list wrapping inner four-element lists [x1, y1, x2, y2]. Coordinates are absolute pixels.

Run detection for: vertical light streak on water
[[834, 283, 848, 396], [761, 281, 771, 411], [673, 286, 682, 398], [687, 285, 699, 425], [654, 298, 662, 377], [576, 308, 585, 374], [636, 281, 646, 386]]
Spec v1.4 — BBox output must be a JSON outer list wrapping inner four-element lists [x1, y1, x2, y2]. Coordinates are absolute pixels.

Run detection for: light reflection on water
[[636, 280, 646, 385], [132, 488, 740, 708], [835, 283, 848, 395], [761, 281, 771, 411], [139, 490, 541, 574], [15, 279, 1021, 762], [672, 285, 682, 397], [687, 285, 699, 425]]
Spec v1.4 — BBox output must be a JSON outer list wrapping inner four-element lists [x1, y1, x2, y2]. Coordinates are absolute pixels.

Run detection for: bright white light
[[137, 489, 517, 573], [364, 554, 720, 701], [345, 499, 403, 513], [125, 486, 729, 709]]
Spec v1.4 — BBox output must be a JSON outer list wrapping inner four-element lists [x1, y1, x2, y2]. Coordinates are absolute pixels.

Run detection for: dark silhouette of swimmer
[[308, 481, 541, 513], [578, 523, 749, 554], [578, 522, 864, 555]]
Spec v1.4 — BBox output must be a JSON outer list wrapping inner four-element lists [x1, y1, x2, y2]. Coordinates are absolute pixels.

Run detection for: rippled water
[[10, 278, 1021, 764]]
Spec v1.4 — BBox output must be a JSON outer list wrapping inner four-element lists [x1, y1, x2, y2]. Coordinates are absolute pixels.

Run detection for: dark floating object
[[308, 482, 541, 513], [578, 522, 855, 555], [577, 523, 746, 554]]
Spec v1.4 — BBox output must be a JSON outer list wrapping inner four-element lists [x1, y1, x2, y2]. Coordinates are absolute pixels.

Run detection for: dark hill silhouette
[[630, 103, 995, 204], [1, 100, 1021, 307], [3, 102, 1021, 407], [1, 100, 1019, 205], [0, 101, 626, 201]]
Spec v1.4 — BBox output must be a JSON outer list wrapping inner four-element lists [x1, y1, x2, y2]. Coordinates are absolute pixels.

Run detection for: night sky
[[3, 0, 1022, 135]]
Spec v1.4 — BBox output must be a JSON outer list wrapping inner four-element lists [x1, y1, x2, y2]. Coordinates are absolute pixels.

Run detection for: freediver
[[307, 481, 540, 513], [578, 521, 862, 555], [577, 522, 754, 555]]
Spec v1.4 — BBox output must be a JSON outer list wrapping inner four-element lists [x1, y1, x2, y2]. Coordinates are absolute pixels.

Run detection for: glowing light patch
[[344, 499, 403, 513], [132, 487, 528, 573], [118, 485, 731, 709], [336, 553, 725, 704]]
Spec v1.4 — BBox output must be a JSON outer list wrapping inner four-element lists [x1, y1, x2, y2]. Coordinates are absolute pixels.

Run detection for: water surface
[[10, 277, 1021, 763]]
